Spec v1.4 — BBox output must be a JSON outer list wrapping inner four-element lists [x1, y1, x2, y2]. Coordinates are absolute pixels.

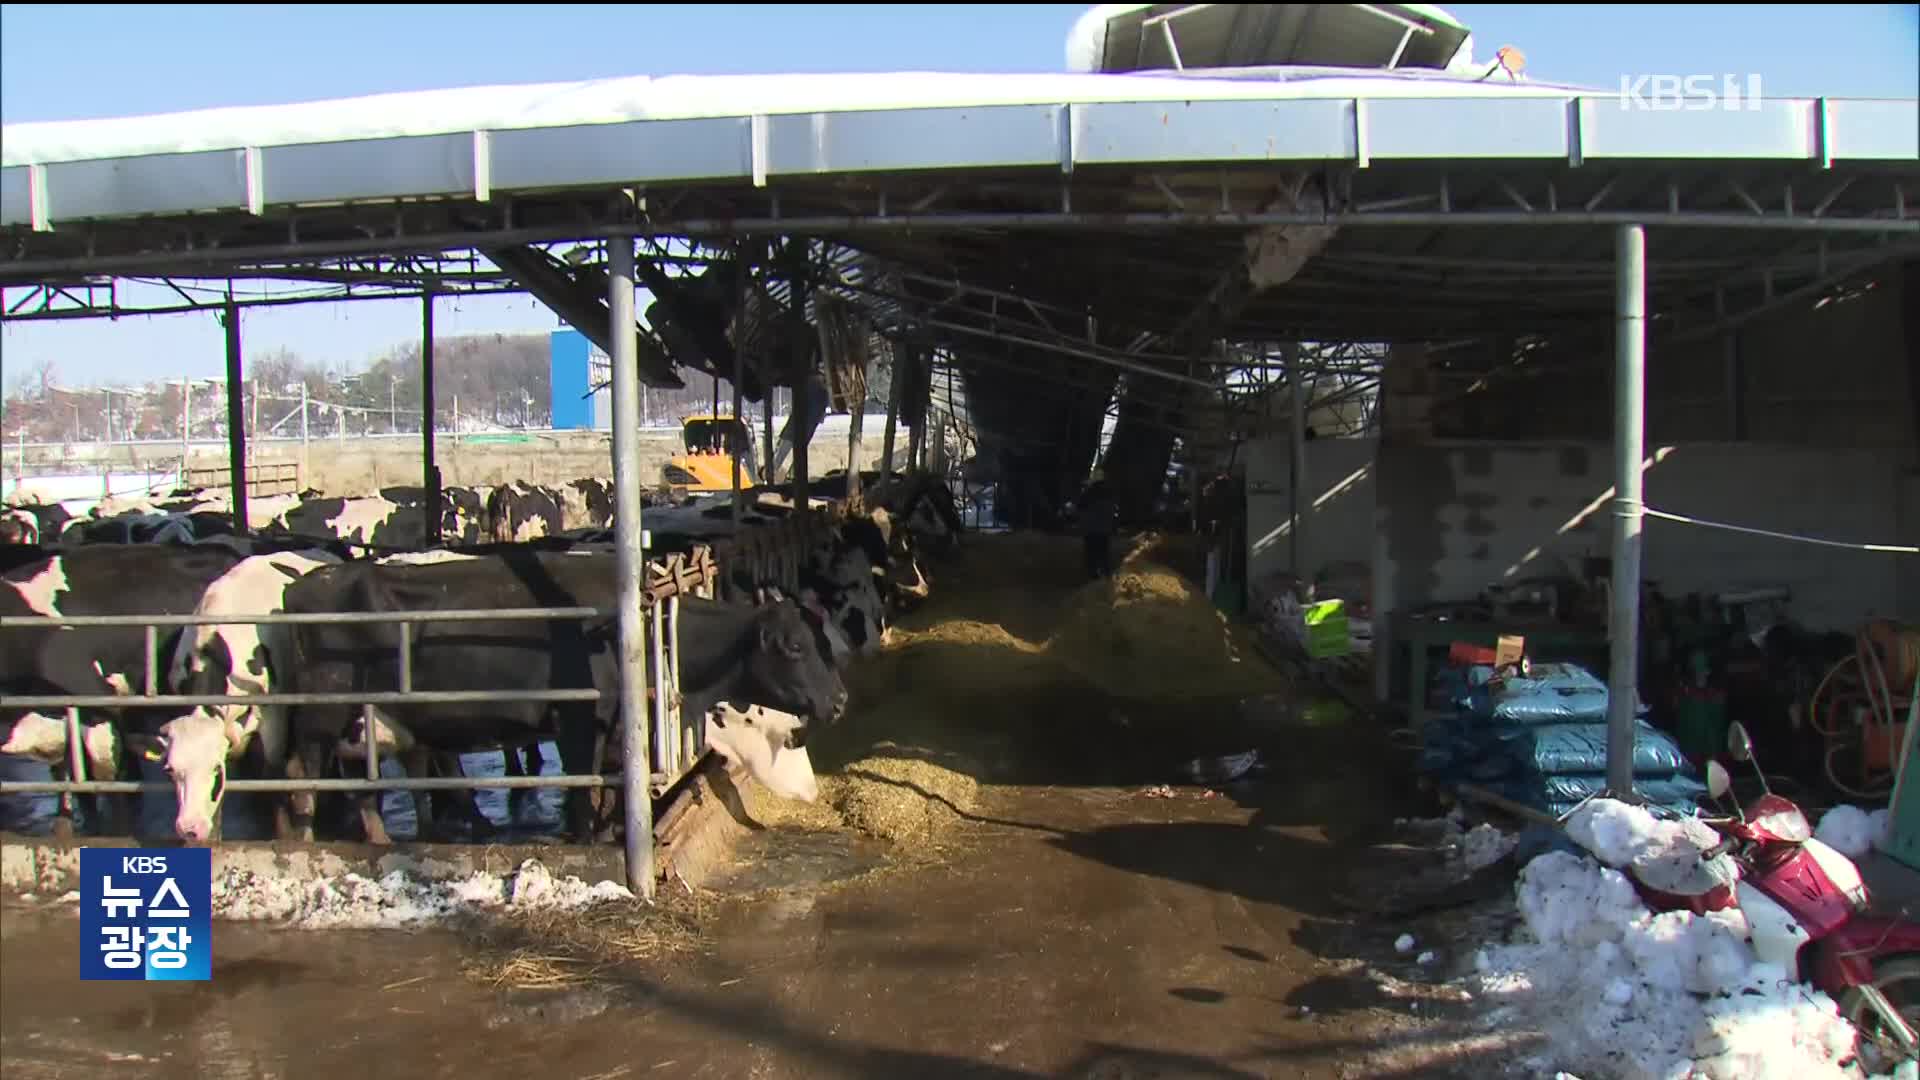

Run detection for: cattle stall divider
[[0, 547, 721, 879]]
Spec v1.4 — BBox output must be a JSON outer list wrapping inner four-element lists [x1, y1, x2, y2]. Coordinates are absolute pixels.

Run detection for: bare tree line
[[2, 329, 903, 445]]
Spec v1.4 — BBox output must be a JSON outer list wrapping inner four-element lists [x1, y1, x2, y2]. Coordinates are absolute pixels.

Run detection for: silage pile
[[739, 742, 981, 848], [749, 537, 1285, 848], [1045, 548, 1289, 700], [873, 538, 1287, 705], [1464, 799, 1906, 1080]]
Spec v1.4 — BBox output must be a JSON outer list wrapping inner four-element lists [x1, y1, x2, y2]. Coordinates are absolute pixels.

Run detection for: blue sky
[[2, 3, 1915, 388]]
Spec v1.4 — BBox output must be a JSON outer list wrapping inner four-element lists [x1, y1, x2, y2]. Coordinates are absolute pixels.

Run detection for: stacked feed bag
[[1419, 661, 1706, 818]]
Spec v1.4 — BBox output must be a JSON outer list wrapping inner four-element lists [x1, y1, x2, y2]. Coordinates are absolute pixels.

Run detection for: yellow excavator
[[662, 414, 756, 493]]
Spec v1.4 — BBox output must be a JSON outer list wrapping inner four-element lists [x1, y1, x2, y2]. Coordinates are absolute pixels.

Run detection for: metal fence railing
[[185, 460, 300, 498], [0, 602, 707, 824]]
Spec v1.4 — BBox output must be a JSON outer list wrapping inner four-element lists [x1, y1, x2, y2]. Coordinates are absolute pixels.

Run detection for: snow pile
[[1565, 797, 1729, 897], [1817, 805, 1892, 861], [1398, 808, 1520, 873], [1455, 821, 1521, 872], [212, 859, 632, 929], [1465, 798, 1885, 1080]]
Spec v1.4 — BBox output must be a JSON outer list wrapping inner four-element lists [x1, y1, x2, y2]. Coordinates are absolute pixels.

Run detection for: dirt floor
[[0, 532, 1519, 1079]]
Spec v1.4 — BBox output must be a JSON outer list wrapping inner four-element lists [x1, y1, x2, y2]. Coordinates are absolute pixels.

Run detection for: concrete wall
[[1244, 435, 1379, 586], [1246, 438, 1915, 635]]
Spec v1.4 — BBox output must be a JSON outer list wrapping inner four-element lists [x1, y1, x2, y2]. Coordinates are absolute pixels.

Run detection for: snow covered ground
[[210, 859, 632, 930], [1443, 799, 1914, 1080]]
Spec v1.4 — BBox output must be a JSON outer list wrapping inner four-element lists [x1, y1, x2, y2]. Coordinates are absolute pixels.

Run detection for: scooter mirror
[[1706, 760, 1732, 801], [1727, 722, 1755, 763]]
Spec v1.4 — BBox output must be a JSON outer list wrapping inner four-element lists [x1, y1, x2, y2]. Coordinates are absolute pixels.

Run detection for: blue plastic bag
[[1488, 721, 1693, 778], [1493, 772, 1709, 815], [1456, 662, 1624, 725], [1498, 663, 1608, 695]]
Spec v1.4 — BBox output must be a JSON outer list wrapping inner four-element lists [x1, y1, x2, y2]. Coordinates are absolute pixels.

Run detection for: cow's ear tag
[[141, 747, 165, 763]]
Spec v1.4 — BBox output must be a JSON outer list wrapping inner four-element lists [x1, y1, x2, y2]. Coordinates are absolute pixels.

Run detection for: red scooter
[[1617, 721, 1920, 1070]]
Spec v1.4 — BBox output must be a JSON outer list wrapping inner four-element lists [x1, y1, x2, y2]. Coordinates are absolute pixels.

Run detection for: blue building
[[549, 329, 609, 431]]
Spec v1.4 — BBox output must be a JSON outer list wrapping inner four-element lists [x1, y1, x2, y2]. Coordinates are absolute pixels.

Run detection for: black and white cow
[[486, 481, 565, 543], [58, 510, 198, 546], [274, 495, 426, 550], [1, 545, 246, 834], [561, 478, 616, 530], [278, 550, 847, 843], [2, 503, 69, 546], [807, 472, 964, 557], [641, 496, 926, 662], [133, 548, 343, 842], [378, 485, 491, 545], [2, 508, 42, 545]]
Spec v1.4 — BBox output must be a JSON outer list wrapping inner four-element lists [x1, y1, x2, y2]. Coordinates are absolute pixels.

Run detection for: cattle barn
[[2, 4, 1916, 921]]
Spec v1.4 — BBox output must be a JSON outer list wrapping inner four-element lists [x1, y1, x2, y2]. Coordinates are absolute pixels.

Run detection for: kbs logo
[[1618, 74, 1766, 112], [79, 848, 212, 982]]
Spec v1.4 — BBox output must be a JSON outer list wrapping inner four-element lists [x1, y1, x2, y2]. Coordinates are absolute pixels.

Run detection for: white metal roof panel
[[0, 69, 1599, 168], [0, 69, 1912, 235]]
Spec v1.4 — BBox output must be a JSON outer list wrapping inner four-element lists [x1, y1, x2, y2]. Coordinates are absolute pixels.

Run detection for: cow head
[[128, 711, 246, 842], [801, 545, 887, 658], [705, 704, 819, 803], [743, 602, 848, 732], [0, 510, 39, 545]]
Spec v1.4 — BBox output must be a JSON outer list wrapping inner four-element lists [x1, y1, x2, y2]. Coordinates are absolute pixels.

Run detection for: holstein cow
[[561, 478, 616, 530], [3, 503, 70, 547], [59, 510, 198, 546], [2, 508, 42, 545], [1, 545, 246, 834], [277, 550, 847, 843], [486, 481, 565, 543], [704, 703, 820, 803], [274, 495, 423, 550], [639, 497, 924, 662], [367, 547, 539, 834], [131, 548, 343, 842], [380, 485, 491, 545], [807, 472, 964, 557]]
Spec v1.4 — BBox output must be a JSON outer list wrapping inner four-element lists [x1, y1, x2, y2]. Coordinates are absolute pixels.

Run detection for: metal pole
[[607, 236, 655, 899], [300, 381, 310, 491], [844, 323, 866, 500], [180, 380, 190, 483], [1289, 347, 1306, 577], [732, 247, 748, 523], [1607, 224, 1647, 798], [650, 600, 668, 789], [907, 347, 927, 472], [422, 293, 441, 544], [880, 339, 904, 476], [786, 240, 810, 507], [762, 384, 776, 489], [222, 302, 250, 537]]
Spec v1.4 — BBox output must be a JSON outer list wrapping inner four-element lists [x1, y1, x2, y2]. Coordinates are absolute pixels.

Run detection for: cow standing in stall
[[486, 481, 566, 543], [131, 549, 342, 842], [1, 545, 245, 836], [277, 550, 847, 844]]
